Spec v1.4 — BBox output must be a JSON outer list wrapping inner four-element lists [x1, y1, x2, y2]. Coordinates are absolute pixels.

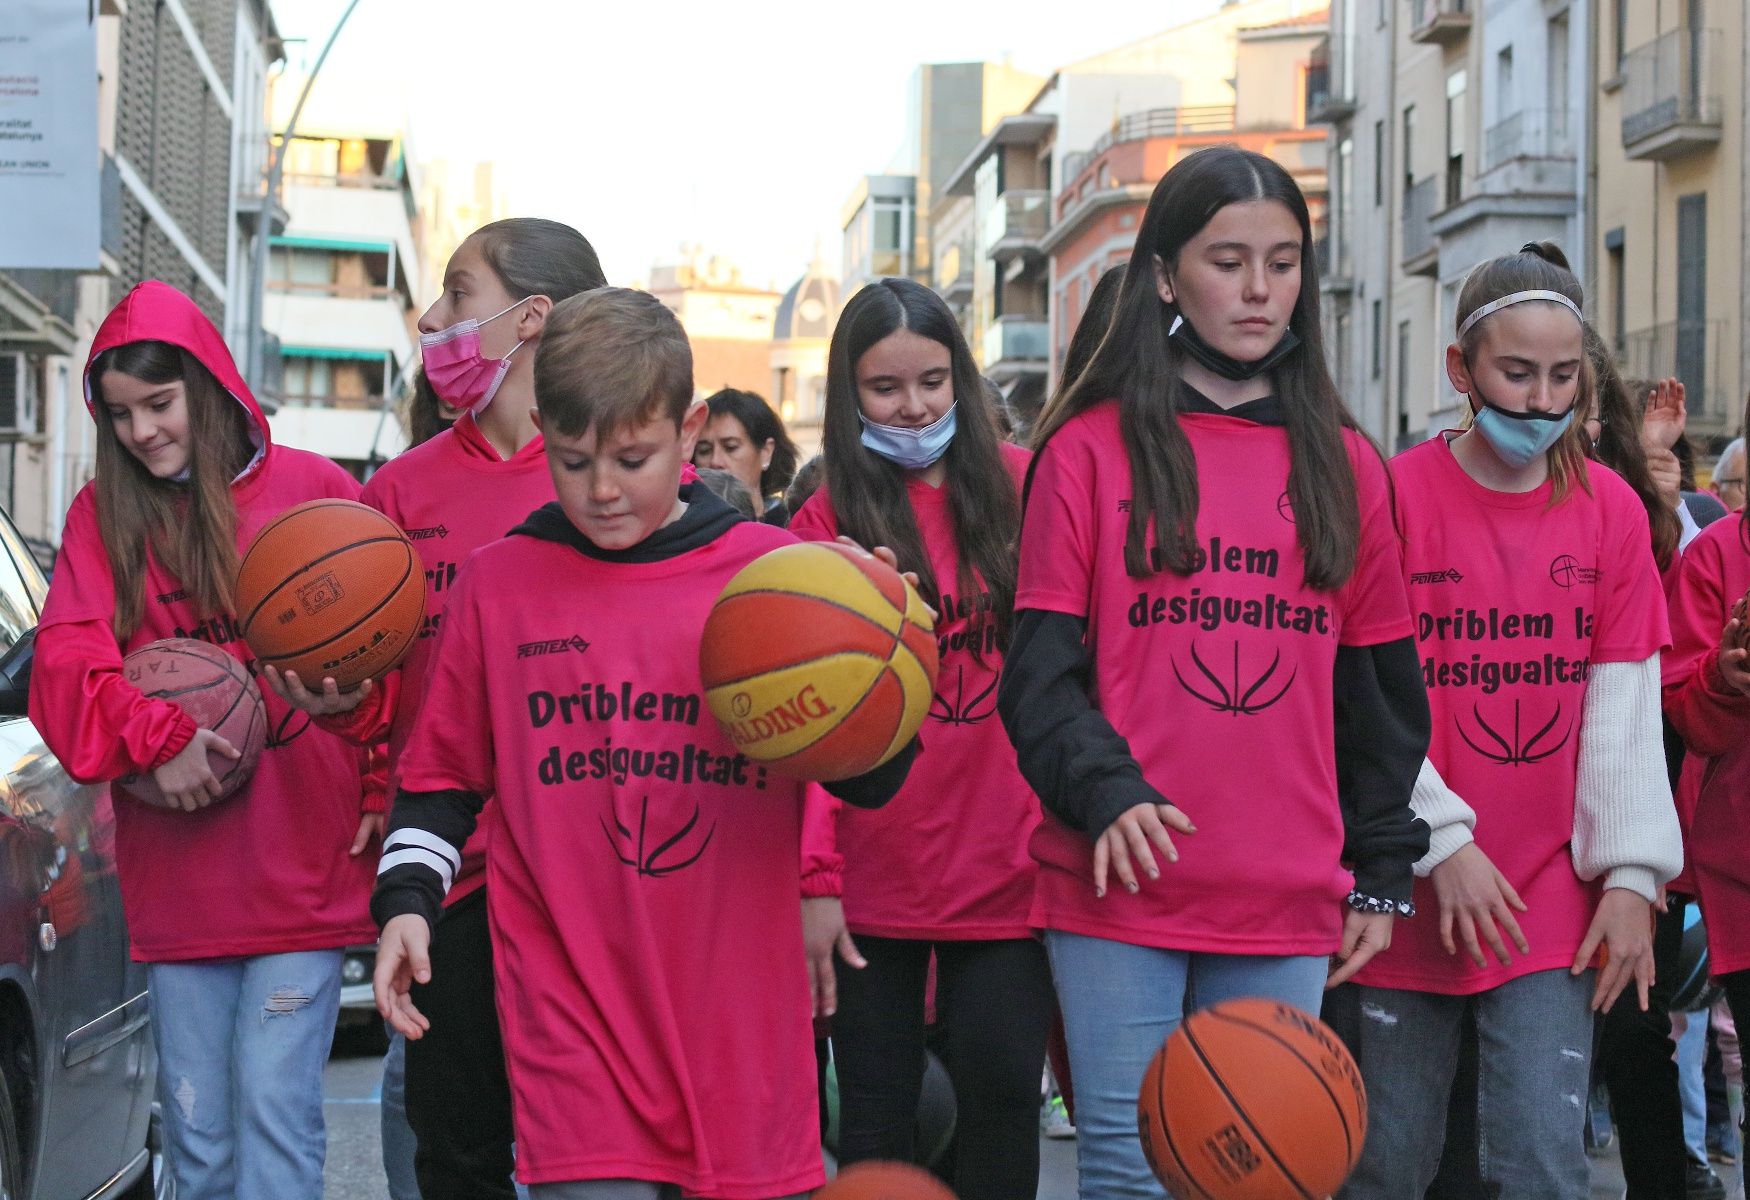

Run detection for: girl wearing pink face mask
[[276, 218, 608, 1200]]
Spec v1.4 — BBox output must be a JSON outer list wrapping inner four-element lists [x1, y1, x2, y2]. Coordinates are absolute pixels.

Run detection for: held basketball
[[700, 541, 937, 781], [1138, 998, 1366, 1200], [812, 1161, 957, 1200], [234, 499, 425, 691], [115, 638, 267, 809]]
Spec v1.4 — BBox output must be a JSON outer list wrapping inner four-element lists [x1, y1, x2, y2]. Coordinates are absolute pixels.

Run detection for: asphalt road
[[318, 1040, 1668, 1200]]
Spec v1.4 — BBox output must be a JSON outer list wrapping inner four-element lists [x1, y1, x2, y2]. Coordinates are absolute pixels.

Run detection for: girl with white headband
[[1340, 242, 1682, 1199]]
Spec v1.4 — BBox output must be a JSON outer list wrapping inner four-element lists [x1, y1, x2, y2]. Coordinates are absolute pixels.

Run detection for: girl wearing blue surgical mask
[[790, 278, 1053, 1200], [1337, 242, 1681, 1200]]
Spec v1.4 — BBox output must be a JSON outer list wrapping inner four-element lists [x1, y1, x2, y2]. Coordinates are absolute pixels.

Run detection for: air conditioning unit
[[0, 355, 39, 436]]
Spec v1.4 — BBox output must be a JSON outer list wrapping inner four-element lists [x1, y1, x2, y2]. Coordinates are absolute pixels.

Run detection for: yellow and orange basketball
[[234, 499, 426, 691], [700, 542, 938, 781], [1138, 998, 1367, 1200]]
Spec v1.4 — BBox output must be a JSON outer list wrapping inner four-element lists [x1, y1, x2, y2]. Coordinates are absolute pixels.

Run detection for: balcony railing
[[1621, 28, 1723, 159], [983, 316, 1049, 368], [983, 190, 1050, 259], [1483, 109, 1574, 172], [1306, 38, 1355, 124], [1401, 177, 1439, 269], [1618, 320, 1731, 423], [1410, 0, 1471, 45]]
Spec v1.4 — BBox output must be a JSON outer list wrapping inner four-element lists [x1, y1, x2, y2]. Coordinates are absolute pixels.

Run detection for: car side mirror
[[0, 629, 35, 717]]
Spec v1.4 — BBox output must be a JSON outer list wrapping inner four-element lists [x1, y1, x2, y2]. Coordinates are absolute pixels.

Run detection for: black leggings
[[833, 935, 1053, 1200], [404, 887, 517, 1200]]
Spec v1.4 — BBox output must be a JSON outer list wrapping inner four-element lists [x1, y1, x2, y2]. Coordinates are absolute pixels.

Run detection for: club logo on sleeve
[[601, 796, 715, 877], [1548, 555, 1600, 589], [1172, 638, 1295, 716], [1276, 490, 1295, 523], [517, 635, 591, 659], [406, 524, 449, 540], [1410, 568, 1465, 585], [1456, 699, 1571, 766]]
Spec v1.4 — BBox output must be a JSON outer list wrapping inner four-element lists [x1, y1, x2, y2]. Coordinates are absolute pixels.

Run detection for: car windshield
[[0, 510, 44, 657]]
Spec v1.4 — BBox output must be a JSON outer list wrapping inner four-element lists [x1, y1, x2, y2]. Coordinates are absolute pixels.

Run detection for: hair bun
[[1519, 241, 1573, 271]]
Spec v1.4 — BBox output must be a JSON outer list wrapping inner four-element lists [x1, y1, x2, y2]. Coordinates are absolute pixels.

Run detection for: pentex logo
[[517, 635, 591, 659], [157, 588, 189, 605], [1549, 554, 1600, 589], [1411, 568, 1465, 585], [406, 524, 449, 541]]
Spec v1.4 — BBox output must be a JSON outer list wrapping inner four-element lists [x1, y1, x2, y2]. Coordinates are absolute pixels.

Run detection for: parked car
[[0, 506, 167, 1199]]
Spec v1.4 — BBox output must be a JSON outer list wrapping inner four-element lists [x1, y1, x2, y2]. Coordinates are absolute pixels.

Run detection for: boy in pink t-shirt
[[369, 288, 913, 1200]]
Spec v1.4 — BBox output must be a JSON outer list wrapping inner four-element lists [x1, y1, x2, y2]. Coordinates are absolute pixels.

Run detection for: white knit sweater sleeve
[[1410, 757, 1475, 878], [1572, 654, 1684, 902]]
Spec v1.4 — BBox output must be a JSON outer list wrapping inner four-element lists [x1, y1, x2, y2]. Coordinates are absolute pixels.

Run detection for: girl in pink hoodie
[[29, 281, 377, 1200]]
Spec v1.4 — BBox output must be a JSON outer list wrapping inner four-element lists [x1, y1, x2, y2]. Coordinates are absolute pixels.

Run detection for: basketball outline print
[[1456, 698, 1571, 766], [1171, 638, 1297, 717]]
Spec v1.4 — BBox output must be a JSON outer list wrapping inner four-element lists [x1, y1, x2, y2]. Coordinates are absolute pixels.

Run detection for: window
[[1676, 193, 1707, 404], [281, 358, 333, 403], [1496, 47, 1514, 112], [1396, 320, 1412, 442], [1402, 104, 1416, 192], [1371, 300, 1383, 379], [1607, 240, 1626, 352], [1445, 71, 1467, 206], [1614, 0, 1630, 70], [1373, 121, 1384, 206]]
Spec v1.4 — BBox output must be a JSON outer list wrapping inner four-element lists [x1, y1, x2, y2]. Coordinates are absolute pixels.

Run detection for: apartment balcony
[[1617, 320, 1732, 429], [1483, 108, 1574, 173], [940, 270, 973, 307], [1315, 233, 1353, 294], [981, 315, 1049, 383], [1305, 39, 1355, 124], [1621, 28, 1723, 160], [1401, 177, 1439, 276], [1409, 0, 1471, 46], [983, 191, 1050, 264]]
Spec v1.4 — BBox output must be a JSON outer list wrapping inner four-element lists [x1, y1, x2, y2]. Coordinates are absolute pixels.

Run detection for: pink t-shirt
[[360, 411, 554, 903], [790, 441, 1039, 940], [1663, 516, 1750, 972], [1357, 436, 1669, 994], [396, 518, 823, 1196], [1017, 401, 1412, 956], [37, 461, 377, 961]]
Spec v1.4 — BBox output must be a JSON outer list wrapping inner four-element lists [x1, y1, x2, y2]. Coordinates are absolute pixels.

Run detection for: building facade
[[649, 246, 783, 399], [1593, 0, 1744, 441], [768, 260, 839, 458], [0, 0, 279, 548]]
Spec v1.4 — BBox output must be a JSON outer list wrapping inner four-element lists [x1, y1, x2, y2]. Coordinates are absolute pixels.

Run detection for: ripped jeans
[[147, 949, 343, 1200], [1337, 968, 1594, 1200]]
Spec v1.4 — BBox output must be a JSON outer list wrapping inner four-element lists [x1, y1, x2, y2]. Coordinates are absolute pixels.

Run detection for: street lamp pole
[[244, 0, 365, 391]]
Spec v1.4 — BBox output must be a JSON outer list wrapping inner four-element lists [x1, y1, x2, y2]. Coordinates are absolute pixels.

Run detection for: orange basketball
[[812, 1161, 957, 1200], [234, 499, 425, 691], [700, 541, 937, 781], [1138, 998, 1366, 1200], [116, 638, 266, 808]]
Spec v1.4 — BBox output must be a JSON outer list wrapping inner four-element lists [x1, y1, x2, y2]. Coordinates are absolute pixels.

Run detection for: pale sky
[[270, 0, 1223, 294]]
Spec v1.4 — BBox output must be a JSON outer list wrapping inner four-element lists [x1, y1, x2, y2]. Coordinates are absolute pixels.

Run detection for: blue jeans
[[1044, 929, 1329, 1200], [148, 949, 342, 1200], [1677, 1009, 1709, 1163], [382, 1028, 422, 1200], [1340, 968, 1594, 1200]]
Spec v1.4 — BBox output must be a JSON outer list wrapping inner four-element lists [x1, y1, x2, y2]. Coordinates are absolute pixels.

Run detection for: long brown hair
[[1030, 146, 1364, 589], [1454, 242, 1594, 507], [90, 341, 254, 640], [1585, 328, 1681, 569], [822, 279, 1021, 660]]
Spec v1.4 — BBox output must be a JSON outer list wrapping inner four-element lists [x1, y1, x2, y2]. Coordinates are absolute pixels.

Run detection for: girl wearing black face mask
[[998, 146, 1430, 1200]]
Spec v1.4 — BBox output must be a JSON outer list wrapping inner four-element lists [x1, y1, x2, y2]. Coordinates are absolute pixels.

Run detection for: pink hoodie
[[29, 281, 377, 961]]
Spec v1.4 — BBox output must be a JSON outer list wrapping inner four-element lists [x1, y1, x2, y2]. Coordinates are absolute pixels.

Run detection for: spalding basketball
[[116, 638, 266, 808], [1138, 998, 1366, 1200], [813, 1161, 957, 1200], [700, 542, 937, 781], [234, 499, 425, 691]]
